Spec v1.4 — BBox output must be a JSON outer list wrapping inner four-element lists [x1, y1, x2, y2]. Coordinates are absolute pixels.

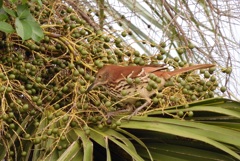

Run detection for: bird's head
[[86, 66, 110, 92]]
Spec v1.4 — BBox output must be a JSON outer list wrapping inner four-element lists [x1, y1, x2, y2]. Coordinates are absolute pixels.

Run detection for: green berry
[[9, 74, 15, 79], [155, 77, 162, 83], [220, 86, 227, 93], [204, 71, 210, 78], [170, 96, 176, 101], [146, 85, 152, 91], [126, 78, 133, 84], [9, 123, 15, 129], [152, 97, 159, 104], [21, 151, 27, 156], [156, 93, 164, 98], [121, 31, 127, 37], [188, 111, 194, 117], [225, 67, 232, 74], [105, 101, 112, 107], [121, 90, 127, 96], [209, 67, 216, 74], [177, 111, 184, 117], [22, 104, 29, 111], [134, 78, 141, 84], [188, 43, 195, 49], [73, 70, 80, 76], [187, 76, 194, 82]]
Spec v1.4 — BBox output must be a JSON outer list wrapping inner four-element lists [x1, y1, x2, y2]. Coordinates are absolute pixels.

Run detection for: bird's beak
[[86, 80, 103, 93], [86, 80, 107, 93], [86, 82, 96, 93]]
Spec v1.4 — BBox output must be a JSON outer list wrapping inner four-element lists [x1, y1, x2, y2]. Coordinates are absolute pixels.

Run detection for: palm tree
[[0, 0, 240, 160]]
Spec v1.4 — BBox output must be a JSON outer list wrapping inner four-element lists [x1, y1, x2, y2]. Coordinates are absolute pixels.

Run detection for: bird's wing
[[143, 65, 169, 74]]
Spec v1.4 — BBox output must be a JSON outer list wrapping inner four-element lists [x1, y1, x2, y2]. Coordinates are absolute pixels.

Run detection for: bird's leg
[[106, 105, 133, 118], [128, 98, 151, 119]]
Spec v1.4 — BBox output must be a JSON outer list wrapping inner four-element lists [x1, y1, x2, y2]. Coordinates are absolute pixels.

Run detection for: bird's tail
[[154, 64, 215, 79]]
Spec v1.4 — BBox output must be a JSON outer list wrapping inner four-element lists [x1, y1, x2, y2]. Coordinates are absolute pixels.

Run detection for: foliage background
[[0, 0, 240, 161], [89, 0, 240, 99]]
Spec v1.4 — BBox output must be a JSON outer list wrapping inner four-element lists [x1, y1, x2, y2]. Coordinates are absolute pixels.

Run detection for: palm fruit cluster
[[0, 0, 229, 159]]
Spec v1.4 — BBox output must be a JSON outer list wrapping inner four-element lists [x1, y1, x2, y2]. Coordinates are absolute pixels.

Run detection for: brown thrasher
[[87, 64, 215, 118]]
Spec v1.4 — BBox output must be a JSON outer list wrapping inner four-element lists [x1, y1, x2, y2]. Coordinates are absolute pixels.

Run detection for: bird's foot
[[127, 101, 150, 120], [106, 108, 132, 119]]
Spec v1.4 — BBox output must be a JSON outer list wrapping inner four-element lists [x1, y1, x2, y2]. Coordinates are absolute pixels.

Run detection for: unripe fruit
[[121, 90, 127, 96], [134, 78, 141, 84], [177, 111, 184, 117], [188, 43, 195, 49], [73, 70, 80, 76], [225, 67, 232, 74], [159, 42, 166, 48], [157, 54, 163, 60], [126, 78, 133, 84], [105, 101, 112, 107], [204, 71, 210, 78], [188, 111, 194, 117], [9, 74, 15, 79], [187, 76, 194, 82], [9, 123, 15, 129], [176, 47, 184, 54], [134, 57, 141, 64], [210, 76, 216, 82], [170, 96, 176, 101], [174, 57, 180, 62], [209, 67, 216, 74], [152, 97, 159, 104], [22, 104, 29, 111], [121, 31, 127, 37], [98, 124, 103, 129], [116, 120, 121, 126], [21, 151, 27, 157], [146, 85, 152, 91], [178, 61, 185, 67], [220, 86, 227, 93]]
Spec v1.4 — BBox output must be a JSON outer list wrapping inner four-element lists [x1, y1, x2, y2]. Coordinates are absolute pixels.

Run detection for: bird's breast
[[105, 75, 166, 104]]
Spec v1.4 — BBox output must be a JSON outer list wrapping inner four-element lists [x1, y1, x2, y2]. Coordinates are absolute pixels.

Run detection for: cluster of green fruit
[[0, 1, 144, 158], [0, 0, 230, 159]]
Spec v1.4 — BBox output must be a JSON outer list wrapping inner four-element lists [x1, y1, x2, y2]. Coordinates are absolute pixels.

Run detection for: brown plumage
[[87, 64, 215, 118]]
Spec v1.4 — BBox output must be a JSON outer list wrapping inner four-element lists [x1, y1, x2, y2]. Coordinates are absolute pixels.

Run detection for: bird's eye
[[98, 75, 102, 79]]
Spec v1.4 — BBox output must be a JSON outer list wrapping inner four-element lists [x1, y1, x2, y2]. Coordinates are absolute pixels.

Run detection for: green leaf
[[0, 0, 3, 8], [3, 6, 17, 17], [0, 21, 14, 33], [0, 144, 6, 160], [139, 117, 240, 146], [89, 128, 145, 161], [107, 132, 145, 161], [57, 141, 82, 161], [25, 13, 35, 21], [104, 128, 138, 152], [15, 18, 32, 40], [27, 20, 44, 42], [138, 144, 236, 161], [88, 128, 112, 161], [10, 0, 17, 3], [117, 128, 154, 161], [32, 0, 43, 6], [17, 4, 31, 19], [45, 149, 59, 161], [0, 13, 8, 21], [120, 119, 240, 160], [22, 0, 28, 4], [74, 129, 93, 161]]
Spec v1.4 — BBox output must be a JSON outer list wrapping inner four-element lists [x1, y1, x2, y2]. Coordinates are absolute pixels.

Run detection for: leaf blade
[[0, 21, 14, 33], [15, 17, 32, 40]]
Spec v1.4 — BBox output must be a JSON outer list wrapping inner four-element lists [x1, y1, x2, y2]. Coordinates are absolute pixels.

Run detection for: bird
[[87, 64, 215, 118]]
